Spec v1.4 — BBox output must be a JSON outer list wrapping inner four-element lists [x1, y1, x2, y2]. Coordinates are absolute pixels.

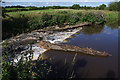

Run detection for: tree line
[[2, 2, 120, 13]]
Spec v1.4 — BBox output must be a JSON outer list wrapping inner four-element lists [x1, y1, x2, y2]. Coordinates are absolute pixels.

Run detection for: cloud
[[83, 0, 89, 2]]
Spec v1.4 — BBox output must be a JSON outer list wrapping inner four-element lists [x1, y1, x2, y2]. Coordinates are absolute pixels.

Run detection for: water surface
[[41, 24, 119, 78]]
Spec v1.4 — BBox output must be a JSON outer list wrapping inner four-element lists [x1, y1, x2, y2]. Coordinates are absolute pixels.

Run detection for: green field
[[6, 9, 119, 19], [7, 9, 55, 15], [5, 8, 29, 10], [6, 9, 119, 24]]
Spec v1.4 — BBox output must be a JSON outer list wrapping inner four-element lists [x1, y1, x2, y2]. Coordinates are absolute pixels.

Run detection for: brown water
[[41, 24, 119, 78]]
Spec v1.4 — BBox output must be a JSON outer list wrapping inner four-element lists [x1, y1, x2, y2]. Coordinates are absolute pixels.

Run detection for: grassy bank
[[2, 9, 119, 39]]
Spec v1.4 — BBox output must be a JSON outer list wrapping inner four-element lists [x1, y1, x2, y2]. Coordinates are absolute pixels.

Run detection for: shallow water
[[41, 24, 119, 78]]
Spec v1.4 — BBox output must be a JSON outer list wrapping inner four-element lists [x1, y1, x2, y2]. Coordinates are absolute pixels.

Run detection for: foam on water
[[13, 28, 82, 62]]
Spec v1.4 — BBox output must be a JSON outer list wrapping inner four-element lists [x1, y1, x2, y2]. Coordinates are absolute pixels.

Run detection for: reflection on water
[[81, 24, 104, 35], [106, 22, 119, 30], [41, 24, 118, 78]]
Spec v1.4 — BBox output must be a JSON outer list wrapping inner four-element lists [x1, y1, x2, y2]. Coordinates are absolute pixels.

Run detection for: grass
[[104, 11, 119, 24], [7, 9, 119, 22], [7, 9, 56, 15], [5, 8, 29, 10]]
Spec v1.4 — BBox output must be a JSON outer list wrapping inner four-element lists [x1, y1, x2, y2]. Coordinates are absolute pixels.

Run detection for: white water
[[13, 27, 82, 62]]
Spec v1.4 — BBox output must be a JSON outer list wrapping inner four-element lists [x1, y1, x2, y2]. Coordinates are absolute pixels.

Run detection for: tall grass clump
[[105, 11, 119, 24], [82, 12, 105, 24]]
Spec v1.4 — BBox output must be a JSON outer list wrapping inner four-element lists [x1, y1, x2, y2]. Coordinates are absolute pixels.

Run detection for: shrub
[[72, 4, 80, 10], [76, 12, 82, 17], [41, 13, 52, 22], [47, 19, 57, 26], [80, 12, 105, 24], [56, 14, 67, 25], [57, 11, 68, 14], [40, 13, 53, 27], [68, 14, 79, 24], [2, 14, 29, 39], [98, 4, 106, 10], [108, 2, 120, 11], [2, 42, 51, 80]]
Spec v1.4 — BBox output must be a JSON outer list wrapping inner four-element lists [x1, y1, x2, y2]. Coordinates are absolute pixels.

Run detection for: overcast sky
[[2, 0, 119, 2]]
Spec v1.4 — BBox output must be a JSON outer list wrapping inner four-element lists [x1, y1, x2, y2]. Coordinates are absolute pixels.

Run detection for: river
[[40, 23, 119, 78]]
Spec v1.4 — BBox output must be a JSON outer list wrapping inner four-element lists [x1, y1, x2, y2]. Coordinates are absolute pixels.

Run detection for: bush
[[40, 13, 53, 27], [76, 12, 82, 17], [47, 19, 57, 26], [105, 12, 118, 24], [41, 13, 52, 22], [108, 2, 120, 11], [72, 4, 80, 10], [80, 12, 105, 24], [57, 11, 68, 14], [29, 6, 39, 10], [68, 14, 79, 24], [55, 14, 67, 25], [99, 4, 106, 10], [3, 14, 29, 39], [2, 42, 51, 80]]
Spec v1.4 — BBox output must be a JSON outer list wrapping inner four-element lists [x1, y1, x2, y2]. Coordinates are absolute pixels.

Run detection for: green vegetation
[[2, 2, 119, 40], [2, 42, 78, 79], [2, 6, 71, 13], [2, 42, 50, 80], [71, 4, 80, 10], [2, 2, 119, 79], [2, 2, 120, 14], [3, 9, 119, 40], [2, 3, 107, 13], [108, 2, 120, 11], [104, 11, 119, 24], [3, 10, 109, 39], [97, 4, 106, 10], [6, 9, 54, 15]]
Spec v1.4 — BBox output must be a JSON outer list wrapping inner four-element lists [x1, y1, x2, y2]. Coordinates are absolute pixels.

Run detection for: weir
[[38, 41, 111, 57]]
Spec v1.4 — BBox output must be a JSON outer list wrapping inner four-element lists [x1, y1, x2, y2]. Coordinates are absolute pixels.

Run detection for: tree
[[99, 4, 106, 10], [95, 6, 99, 10], [108, 2, 120, 11], [72, 4, 80, 10]]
